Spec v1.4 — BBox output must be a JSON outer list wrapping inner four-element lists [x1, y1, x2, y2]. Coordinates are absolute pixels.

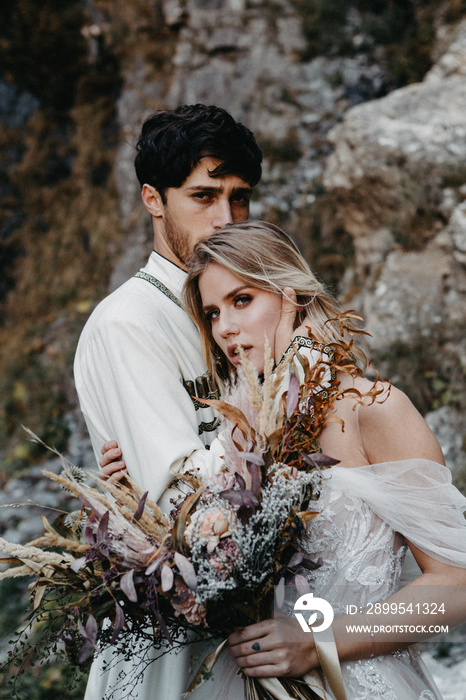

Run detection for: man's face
[[147, 157, 252, 269]]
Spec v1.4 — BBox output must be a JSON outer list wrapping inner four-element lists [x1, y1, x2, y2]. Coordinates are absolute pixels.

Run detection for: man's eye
[[193, 192, 213, 201], [232, 194, 250, 206]]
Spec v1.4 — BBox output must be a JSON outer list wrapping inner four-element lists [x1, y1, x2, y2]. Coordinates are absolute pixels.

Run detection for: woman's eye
[[234, 294, 252, 307], [205, 309, 219, 322]]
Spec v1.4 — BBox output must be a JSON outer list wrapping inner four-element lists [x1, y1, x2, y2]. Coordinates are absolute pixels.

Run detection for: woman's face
[[198, 263, 283, 374]]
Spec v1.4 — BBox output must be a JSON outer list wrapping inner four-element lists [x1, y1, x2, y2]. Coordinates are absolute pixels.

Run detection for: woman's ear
[[284, 289, 303, 331], [273, 288, 299, 363], [282, 287, 298, 312]]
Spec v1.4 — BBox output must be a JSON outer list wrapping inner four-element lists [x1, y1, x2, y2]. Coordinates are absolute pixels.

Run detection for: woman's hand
[[99, 440, 128, 482], [273, 287, 313, 363], [228, 618, 318, 678]]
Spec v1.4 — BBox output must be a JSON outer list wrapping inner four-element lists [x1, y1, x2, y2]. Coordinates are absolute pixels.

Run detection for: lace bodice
[[301, 482, 407, 615], [290, 461, 466, 700]]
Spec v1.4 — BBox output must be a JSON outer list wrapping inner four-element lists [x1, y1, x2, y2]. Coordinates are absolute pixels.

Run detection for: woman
[[101, 221, 466, 699]]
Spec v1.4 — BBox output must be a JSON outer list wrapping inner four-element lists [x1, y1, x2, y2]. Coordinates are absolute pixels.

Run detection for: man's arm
[[74, 313, 223, 512]]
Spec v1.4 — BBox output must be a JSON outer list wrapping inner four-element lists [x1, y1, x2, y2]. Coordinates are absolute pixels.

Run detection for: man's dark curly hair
[[134, 104, 262, 200]]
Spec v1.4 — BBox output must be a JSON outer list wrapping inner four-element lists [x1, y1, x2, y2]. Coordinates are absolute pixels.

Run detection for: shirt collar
[[142, 251, 187, 299]]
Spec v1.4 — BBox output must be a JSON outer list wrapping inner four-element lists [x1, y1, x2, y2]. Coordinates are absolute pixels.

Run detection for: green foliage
[[0, 578, 88, 698], [359, 0, 436, 87], [292, 0, 466, 88], [0, 0, 125, 474], [0, 579, 29, 639], [0, 658, 88, 700], [0, 0, 88, 112], [292, 0, 354, 59], [1, 359, 71, 470]]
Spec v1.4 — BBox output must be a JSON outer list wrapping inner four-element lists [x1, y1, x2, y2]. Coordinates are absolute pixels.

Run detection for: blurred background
[[1, 1, 466, 697]]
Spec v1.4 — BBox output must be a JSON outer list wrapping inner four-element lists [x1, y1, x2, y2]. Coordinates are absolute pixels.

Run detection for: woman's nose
[[218, 314, 239, 339]]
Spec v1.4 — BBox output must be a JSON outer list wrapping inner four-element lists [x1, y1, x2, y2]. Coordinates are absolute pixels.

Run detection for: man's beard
[[164, 210, 191, 266]]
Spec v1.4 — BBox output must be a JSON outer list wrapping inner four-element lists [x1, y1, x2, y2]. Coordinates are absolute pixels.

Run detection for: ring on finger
[[251, 642, 260, 652]]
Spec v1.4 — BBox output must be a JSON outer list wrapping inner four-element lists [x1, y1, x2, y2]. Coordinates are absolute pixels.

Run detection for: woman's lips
[[227, 344, 252, 364]]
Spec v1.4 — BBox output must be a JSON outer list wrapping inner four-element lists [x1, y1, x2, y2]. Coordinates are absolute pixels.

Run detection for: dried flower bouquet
[[0, 322, 380, 699]]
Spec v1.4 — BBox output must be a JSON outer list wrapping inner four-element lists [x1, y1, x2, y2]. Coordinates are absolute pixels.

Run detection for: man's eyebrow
[[185, 185, 252, 194], [186, 185, 222, 193]]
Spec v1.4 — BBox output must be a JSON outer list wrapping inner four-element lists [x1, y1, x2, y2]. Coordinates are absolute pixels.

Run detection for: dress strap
[[134, 270, 183, 309]]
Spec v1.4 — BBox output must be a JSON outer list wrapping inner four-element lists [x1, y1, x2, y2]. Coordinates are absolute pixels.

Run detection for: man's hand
[[99, 440, 128, 481]]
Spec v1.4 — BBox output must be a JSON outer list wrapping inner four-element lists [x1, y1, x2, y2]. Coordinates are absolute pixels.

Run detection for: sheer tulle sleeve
[[325, 460, 466, 568]]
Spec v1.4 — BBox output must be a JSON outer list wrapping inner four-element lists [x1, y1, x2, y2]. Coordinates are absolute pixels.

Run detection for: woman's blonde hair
[[184, 220, 367, 384]]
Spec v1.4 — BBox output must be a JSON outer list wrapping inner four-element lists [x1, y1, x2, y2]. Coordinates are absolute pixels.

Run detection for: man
[[74, 104, 262, 698]]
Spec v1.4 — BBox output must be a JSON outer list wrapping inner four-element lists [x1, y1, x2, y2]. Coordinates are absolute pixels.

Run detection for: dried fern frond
[[0, 537, 74, 569], [25, 533, 88, 553]]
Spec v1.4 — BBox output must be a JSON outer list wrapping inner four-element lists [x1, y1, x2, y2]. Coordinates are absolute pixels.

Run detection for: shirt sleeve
[[74, 312, 223, 513]]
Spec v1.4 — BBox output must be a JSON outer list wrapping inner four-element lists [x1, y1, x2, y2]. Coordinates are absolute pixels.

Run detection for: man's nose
[[212, 199, 234, 230]]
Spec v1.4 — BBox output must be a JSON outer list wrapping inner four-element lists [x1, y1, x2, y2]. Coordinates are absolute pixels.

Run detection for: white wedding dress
[[190, 459, 466, 700]]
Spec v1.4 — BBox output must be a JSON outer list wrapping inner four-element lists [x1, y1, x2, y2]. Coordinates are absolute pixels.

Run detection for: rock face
[[108, 0, 389, 287], [323, 21, 466, 472], [95, 2, 466, 474], [1, 2, 466, 493], [1, 2, 466, 693]]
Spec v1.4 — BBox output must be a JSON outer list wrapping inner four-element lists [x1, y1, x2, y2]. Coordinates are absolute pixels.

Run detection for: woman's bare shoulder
[[356, 380, 445, 465]]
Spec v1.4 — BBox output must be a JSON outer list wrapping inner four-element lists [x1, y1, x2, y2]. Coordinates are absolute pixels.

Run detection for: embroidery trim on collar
[[134, 270, 183, 309]]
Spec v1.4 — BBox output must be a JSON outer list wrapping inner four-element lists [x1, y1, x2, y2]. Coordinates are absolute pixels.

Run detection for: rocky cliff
[[1, 1, 466, 696], [2, 0, 465, 482]]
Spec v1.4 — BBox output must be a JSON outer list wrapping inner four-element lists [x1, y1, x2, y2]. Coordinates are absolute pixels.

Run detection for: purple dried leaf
[[241, 491, 259, 508], [294, 574, 311, 596], [78, 637, 95, 664], [174, 552, 197, 591], [78, 614, 98, 663], [286, 373, 300, 418], [275, 576, 285, 610], [240, 452, 265, 466], [85, 614, 98, 643], [247, 462, 261, 497], [133, 491, 148, 522], [120, 570, 138, 602], [301, 556, 323, 571], [97, 510, 109, 544], [301, 452, 340, 468], [111, 602, 126, 644], [84, 524, 96, 545], [153, 608, 173, 645], [235, 473, 246, 490], [77, 618, 87, 639], [145, 554, 165, 576], [220, 489, 259, 508], [288, 552, 304, 569], [161, 564, 174, 592]]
